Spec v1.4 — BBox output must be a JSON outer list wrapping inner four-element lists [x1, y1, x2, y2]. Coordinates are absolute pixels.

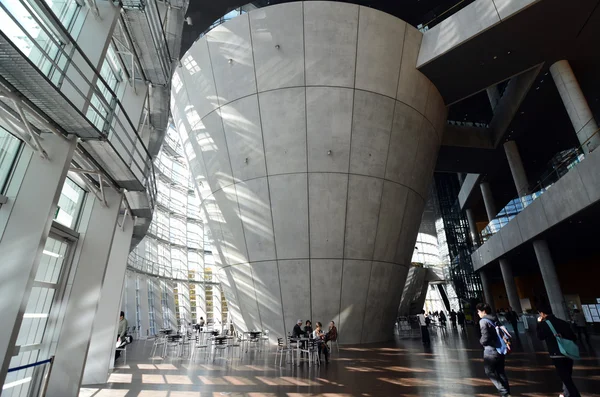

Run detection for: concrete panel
[[310, 259, 343, 327], [249, 3, 305, 91], [309, 173, 348, 258], [229, 264, 262, 330], [417, 0, 501, 67], [349, 91, 395, 178], [269, 173, 309, 259], [385, 102, 424, 188], [306, 87, 353, 173], [339, 260, 372, 344], [251, 261, 286, 339], [395, 191, 426, 264], [577, 149, 600, 203], [396, 25, 429, 113], [213, 186, 248, 265], [344, 175, 383, 260], [179, 41, 218, 119], [362, 262, 406, 343], [259, 88, 307, 175], [207, 14, 256, 106], [220, 95, 267, 182], [425, 82, 448, 138], [540, 168, 591, 228], [236, 177, 276, 262], [194, 112, 233, 193], [458, 173, 482, 210], [411, 119, 440, 198], [499, 215, 524, 252], [304, 2, 359, 87], [218, 267, 246, 331], [373, 182, 409, 262], [278, 259, 311, 332], [516, 197, 549, 241], [355, 7, 405, 98], [494, 0, 540, 20]]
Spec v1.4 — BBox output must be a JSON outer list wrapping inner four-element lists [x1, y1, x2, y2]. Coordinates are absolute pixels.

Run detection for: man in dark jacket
[[537, 305, 581, 397], [292, 319, 304, 338], [477, 303, 511, 397]]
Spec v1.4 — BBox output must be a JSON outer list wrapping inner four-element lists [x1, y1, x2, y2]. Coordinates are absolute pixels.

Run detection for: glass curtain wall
[[126, 125, 225, 336]]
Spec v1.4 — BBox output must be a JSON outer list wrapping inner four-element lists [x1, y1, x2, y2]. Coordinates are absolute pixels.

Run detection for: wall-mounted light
[[327, 150, 332, 155], [275, 44, 280, 49], [228, 59, 233, 64], [244, 157, 249, 164]]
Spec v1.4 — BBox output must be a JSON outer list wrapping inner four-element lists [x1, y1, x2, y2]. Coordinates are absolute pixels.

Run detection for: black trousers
[[483, 353, 510, 396], [318, 342, 329, 362], [552, 357, 580, 397], [575, 326, 589, 343], [420, 326, 430, 344]]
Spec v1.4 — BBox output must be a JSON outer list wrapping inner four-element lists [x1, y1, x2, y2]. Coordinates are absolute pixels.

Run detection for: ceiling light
[[493, 56, 497, 59]]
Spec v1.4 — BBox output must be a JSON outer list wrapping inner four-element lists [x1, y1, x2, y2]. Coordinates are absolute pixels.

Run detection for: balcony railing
[[480, 130, 598, 242]]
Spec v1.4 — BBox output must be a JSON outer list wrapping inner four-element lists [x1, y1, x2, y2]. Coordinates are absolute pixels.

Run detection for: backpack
[[483, 318, 512, 355]]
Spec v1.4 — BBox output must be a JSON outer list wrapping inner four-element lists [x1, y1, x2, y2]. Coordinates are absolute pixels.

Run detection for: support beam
[[550, 60, 600, 154], [503, 140, 529, 197], [466, 208, 481, 247], [480, 182, 497, 222], [479, 270, 494, 312], [532, 239, 567, 320], [499, 258, 522, 313]]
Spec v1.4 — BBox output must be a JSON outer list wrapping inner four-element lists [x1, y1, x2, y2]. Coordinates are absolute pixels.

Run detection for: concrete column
[[503, 140, 529, 197], [46, 187, 123, 396], [532, 239, 567, 320], [550, 60, 600, 154], [479, 269, 495, 311], [0, 134, 76, 386], [82, 213, 134, 385], [486, 86, 501, 111], [480, 182, 497, 221], [465, 208, 481, 247], [499, 258, 522, 313]]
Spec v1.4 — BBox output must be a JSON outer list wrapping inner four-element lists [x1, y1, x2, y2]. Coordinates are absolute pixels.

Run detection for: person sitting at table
[[292, 319, 304, 338], [313, 322, 329, 364], [304, 320, 313, 336], [198, 316, 205, 331], [326, 320, 338, 344]]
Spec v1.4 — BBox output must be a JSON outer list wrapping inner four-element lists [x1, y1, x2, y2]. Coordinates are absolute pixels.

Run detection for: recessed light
[[493, 56, 497, 59]]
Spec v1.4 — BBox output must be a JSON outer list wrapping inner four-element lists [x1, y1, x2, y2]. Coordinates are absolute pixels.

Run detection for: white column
[[46, 187, 123, 396], [532, 239, 567, 320], [499, 258, 522, 313], [550, 60, 600, 153], [82, 214, 134, 385], [0, 134, 76, 386], [480, 182, 497, 222], [138, 275, 150, 339], [479, 270, 495, 311], [503, 140, 529, 197]]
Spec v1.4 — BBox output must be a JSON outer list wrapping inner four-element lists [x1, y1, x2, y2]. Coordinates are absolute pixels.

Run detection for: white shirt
[[417, 314, 427, 326]]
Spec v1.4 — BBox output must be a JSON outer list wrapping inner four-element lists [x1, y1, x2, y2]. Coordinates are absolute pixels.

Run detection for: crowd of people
[[291, 319, 337, 363]]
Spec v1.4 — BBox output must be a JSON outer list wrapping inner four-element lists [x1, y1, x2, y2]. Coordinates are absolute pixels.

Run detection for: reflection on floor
[[80, 325, 600, 396]]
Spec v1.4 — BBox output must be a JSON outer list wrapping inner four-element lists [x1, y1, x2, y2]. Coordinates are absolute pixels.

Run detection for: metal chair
[[191, 334, 209, 361], [274, 337, 294, 366]]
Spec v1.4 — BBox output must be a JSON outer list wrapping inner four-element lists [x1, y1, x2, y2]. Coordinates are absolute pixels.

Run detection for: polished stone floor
[[80, 325, 600, 397]]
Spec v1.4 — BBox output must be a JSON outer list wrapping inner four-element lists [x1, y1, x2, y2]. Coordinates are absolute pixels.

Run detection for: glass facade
[[125, 124, 226, 335]]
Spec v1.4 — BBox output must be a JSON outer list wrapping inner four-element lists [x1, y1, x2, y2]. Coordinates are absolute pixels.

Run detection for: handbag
[[546, 320, 580, 360]]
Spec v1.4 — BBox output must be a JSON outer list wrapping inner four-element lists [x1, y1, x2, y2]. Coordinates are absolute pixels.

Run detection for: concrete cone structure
[[171, 1, 447, 343]]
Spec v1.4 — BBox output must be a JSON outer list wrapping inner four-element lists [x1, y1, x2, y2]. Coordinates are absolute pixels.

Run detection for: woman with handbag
[[536, 305, 581, 397]]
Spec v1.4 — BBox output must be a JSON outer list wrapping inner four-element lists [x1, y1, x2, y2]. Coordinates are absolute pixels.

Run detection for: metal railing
[[5, 356, 54, 397], [0, 0, 156, 199], [480, 128, 600, 242]]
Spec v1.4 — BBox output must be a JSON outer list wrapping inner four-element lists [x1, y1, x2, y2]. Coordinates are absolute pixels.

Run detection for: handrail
[[7, 357, 53, 373]]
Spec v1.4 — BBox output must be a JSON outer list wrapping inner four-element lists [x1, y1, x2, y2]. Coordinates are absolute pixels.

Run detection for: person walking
[[571, 309, 590, 345], [477, 303, 512, 397], [457, 310, 466, 330], [417, 310, 430, 346], [439, 311, 447, 327], [506, 307, 519, 337], [450, 309, 457, 328], [537, 305, 581, 397]]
